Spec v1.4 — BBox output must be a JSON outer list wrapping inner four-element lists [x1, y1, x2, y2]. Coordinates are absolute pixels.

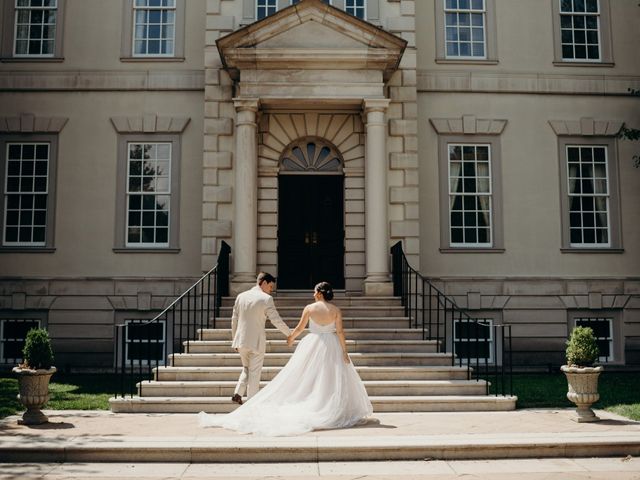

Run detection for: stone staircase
[[109, 294, 516, 413]]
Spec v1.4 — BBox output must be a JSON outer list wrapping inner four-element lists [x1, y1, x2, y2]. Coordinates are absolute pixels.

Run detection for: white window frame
[[257, 0, 278, 20], [13, 0, 58, 58], [345, 0, 366, 19], [443, 0, 487, 60], [574, 317, 613, 362], [447, 143, 493, 248], [132, 0, 176, 58], [0, 318, 41, 364], [453, 318, 494, 364], [566, 145, 610, 248], [559, 0, 601, 63], [124, 318, 166, 367], [3, 142, 50, 247], [125, 142, 172, 248]]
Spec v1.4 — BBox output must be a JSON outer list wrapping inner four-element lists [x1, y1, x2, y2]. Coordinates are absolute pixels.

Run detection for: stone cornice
[[110, 115, 190, 134], [0, 70, 204, 91], [429, 115, 507, 135], [0, 113, 67, 133], [417, 70, 640, 96], [548, 118, 623, 137]]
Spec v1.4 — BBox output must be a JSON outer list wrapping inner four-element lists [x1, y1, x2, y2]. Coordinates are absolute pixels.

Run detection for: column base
[[364, 280, 394, 296], [230, 273, 256, 296]]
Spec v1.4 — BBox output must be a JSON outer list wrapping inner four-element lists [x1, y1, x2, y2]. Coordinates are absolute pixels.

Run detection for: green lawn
[[1, 371, 639, 420], [1, 373, 120, 419]]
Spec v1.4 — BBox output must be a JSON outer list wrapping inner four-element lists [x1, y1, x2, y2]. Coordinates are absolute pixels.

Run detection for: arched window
[[279, 137, 343, 174]]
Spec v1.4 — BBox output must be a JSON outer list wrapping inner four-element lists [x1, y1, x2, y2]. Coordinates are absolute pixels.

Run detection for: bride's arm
[[287, 306, 310, 346], [335, 308, 350, 363]]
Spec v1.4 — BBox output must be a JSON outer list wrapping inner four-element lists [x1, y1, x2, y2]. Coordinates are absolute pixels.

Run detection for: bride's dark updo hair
[[314, 282, 334, 301]]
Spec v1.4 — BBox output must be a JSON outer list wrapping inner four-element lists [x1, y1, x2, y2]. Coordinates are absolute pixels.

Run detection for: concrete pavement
[[1, 408, 639, 477]]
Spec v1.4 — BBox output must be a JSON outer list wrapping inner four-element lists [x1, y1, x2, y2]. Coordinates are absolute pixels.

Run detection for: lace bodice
[[309, 319, 336, 334]]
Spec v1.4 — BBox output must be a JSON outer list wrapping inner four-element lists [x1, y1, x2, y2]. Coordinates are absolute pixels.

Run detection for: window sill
[[553, 61, 615, 67], [1, 57, 64, 63], [440, 248, 505, 253], [435, 58, 499, 65], [120, 57, 185, 63], [113, 248, 180, 253], [0, 247, 56, 253], [560, 248, 624, 253]]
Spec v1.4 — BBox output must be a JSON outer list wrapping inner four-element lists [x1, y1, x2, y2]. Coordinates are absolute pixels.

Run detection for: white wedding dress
[[198, 319, 373, 436]]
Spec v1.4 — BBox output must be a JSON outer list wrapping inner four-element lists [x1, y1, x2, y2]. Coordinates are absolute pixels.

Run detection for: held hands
[[287, 334, 295, 347], [343, 351, 350, 364]]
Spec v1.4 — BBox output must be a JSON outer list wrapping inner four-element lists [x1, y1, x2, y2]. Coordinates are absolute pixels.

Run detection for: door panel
[[278, 175, 345, 289]]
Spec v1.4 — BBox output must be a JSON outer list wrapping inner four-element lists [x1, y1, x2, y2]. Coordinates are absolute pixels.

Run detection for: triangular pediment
[[217, 0, 406, 81]]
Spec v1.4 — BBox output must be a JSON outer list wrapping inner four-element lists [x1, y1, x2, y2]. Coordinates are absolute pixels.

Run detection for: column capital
[[362, 98, 391, 113], [233, 97, 260, 112]]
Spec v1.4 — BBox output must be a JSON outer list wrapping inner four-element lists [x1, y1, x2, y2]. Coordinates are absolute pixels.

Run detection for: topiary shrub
[[565, 326, 599, 367], [21, 328, 54, 370]]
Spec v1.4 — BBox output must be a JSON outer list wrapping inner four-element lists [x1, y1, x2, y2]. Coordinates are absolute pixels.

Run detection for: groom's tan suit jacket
[[231, 285, 291, 353]]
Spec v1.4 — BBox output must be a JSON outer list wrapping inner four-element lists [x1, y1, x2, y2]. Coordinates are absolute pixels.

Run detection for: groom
[[230, 272, 291, 405]]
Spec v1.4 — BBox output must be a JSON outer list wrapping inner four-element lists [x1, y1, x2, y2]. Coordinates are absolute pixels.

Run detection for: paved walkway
[[1, 408, 639, 478]]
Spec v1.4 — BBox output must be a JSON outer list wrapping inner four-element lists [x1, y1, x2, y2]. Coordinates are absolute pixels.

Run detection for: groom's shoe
[[231, 393, 243, 405]]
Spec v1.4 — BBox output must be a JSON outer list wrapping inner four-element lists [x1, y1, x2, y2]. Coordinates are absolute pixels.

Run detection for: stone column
[[231, 98, 259, 294], [363, 98, 393, 296]]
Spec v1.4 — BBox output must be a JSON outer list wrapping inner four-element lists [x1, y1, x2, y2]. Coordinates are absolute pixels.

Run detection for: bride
[[198, 281, 373, 436]]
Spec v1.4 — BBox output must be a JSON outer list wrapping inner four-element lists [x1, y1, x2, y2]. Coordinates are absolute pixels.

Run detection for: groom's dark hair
[[257, 272, 276, 285]]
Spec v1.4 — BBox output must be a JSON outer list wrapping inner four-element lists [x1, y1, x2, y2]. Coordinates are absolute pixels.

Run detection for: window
[[132, 0, 176, 56], [448, 144, 492, 247], [125, 319, 165, 366], [256, 0, 277, 20], [1, 137, 57, 249], [345, 0, 365, 19], [454, 318, 493, 364], [126, 142, 171, 247], [559, 0, 600, 61], [552, 0, 613, 65], [121, 0, 184, 61], [114, 131, 182, 252], [0, 318, 40, 364], [13, 0, 58, 57], [566, 145, 610, 247], [444, 0, 486, 58], [575, 317, 613, 362], [0, 0, 65, 59]]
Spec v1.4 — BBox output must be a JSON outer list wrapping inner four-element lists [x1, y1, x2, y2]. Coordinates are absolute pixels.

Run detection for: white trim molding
[[548, 118, 623, 137], [0, 114, 67, 133], [429, 115, 507, 136], [110, 115, 190, 134]]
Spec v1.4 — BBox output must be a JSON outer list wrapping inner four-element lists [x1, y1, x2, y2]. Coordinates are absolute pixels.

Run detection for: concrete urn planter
[[12, 366, 57, 425], [561, 365, 603, 423]]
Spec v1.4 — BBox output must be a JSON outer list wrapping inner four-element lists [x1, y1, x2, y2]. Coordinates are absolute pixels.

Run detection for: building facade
[[0, 0, 638, 370]]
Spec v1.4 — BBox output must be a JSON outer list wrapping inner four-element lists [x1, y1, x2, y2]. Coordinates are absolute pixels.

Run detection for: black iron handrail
[[113, 241, 231, 398], [391, 241, 513, 397]]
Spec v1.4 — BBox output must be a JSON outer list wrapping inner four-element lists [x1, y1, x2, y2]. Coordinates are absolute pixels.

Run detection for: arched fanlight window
[[279, 137, 343, 174]]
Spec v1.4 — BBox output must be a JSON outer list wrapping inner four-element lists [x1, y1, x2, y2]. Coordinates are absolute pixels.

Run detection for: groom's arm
[[231, 298, 239, 341], [265, 296, 291, 337]]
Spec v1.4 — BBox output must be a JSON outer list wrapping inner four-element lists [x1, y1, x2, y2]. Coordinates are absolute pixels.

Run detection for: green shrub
[[566, 326, 599, 367], [22, 328, 54, 370]]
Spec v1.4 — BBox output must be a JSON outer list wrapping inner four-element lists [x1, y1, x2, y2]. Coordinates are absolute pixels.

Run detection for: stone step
[[221, 296, 403, 308], [170, 352, 455, 367], [217, 306, 406, 317], [198, 328, 426, 341], [109, 395, 517, 414], [154, 365, 472, 381], [211, 317, 413, 329], [136, 380, 488, 397], [182, 339, 439, 354]]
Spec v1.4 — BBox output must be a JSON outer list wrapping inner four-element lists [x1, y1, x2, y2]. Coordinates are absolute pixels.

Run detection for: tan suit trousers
[[234, 347, 265, 399]]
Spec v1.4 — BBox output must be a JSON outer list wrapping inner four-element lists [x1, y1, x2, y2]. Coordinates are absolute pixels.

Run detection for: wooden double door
[[277, 175, 345, 289]]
